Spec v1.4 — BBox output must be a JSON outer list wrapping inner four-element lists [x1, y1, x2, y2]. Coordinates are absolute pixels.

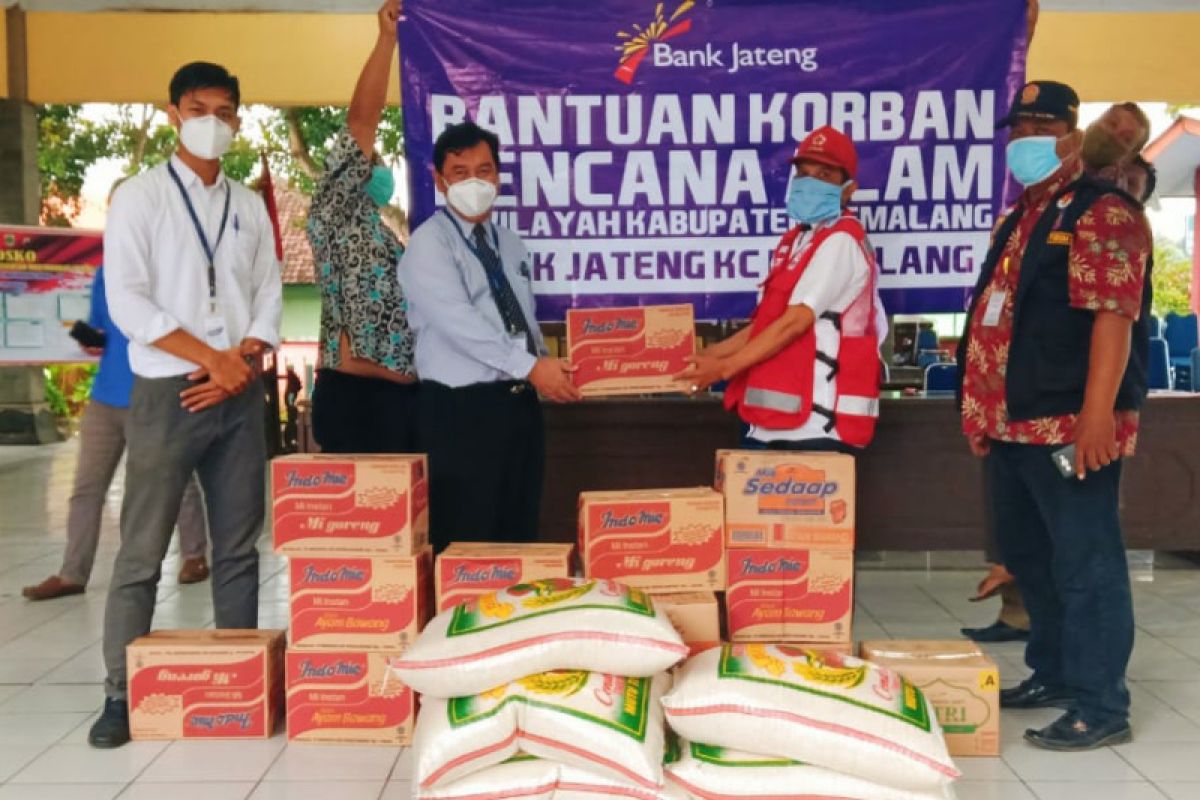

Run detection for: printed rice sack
[[414, 671, 669, 791], [661, 644, 960, 792], [666, 739, 958, 800], [390, 578, 687, 698], [420, 757, 691, 800]]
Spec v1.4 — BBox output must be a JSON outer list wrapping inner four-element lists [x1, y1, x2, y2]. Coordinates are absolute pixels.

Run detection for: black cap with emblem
[[997, 80, 1080, 129]]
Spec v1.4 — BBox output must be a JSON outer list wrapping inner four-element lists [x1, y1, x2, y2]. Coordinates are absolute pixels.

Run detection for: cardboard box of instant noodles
[[579, 487, 725, 592], [288, 548, 432, 652], [285, 650, 415, 745], [567, 304, 695, 396], [127, 629, 285, 740], [271, 454, 428, 557]]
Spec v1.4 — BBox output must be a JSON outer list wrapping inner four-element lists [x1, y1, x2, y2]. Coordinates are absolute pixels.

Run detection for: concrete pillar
[[0, 99, 39, 225], [0, 8, 60, 443]]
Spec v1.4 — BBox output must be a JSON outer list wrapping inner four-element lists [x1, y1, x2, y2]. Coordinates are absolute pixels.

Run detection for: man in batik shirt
[[957, 81, 1152, 751]]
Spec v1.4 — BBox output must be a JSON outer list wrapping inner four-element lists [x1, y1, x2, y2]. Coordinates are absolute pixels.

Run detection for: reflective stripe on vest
[[744, 387, 804, 414], [836, 394, 879, 418]]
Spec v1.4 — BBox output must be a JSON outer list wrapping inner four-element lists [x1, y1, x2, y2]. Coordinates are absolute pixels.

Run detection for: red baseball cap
[[790, 125, 858, 180]]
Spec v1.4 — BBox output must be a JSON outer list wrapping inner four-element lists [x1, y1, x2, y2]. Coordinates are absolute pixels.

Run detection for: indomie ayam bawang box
[[578, 487, 725, 592], [716, 450, 855, 550], [726, 548, 854, 643], [567, 304, 696, 396], [271, 454, 429, 557], [285, 650, 416, 745], [288, 549, 432, 651], [127, 629, 285, 740]]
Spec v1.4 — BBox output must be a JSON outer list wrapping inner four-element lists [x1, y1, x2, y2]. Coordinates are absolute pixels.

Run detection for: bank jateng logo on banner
[[399, 0, 1028, 318], [615, 1, 819, 83]]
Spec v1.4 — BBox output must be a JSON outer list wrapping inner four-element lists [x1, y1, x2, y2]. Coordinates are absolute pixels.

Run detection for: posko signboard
[[399, 0, 1027, 320]]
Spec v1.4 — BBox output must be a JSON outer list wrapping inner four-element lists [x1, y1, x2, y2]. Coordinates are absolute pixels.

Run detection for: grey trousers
[[60, 399, 207, 586], [103, 376, 266, 700]]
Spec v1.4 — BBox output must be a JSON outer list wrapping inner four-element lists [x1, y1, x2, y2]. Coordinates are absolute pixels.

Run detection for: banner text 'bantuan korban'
[[400, 0, 1027, 320]]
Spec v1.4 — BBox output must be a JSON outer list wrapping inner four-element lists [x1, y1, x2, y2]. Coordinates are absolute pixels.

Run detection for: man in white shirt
[[678, 126, 884, 453], [89, 61, 282, 748]]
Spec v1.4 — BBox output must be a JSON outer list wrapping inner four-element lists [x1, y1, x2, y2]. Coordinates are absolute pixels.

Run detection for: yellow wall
[[25, 12, 399, 106], [1029, 13, 1200, 104], [15, 10, 1200, 107]]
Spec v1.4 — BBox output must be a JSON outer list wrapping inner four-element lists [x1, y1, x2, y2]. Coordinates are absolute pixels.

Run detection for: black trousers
[[418, 380, 544, 552], [311, 369, 419, 453], [987, 441, 1134, 724]]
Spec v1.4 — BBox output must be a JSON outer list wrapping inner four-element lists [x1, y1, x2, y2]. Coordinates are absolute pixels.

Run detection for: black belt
[[425, 379, 532, 397]]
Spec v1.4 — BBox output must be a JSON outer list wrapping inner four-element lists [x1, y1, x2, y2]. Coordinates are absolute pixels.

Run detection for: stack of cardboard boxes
[[716, 449, 856, 651], [271, 454, 432, 745]]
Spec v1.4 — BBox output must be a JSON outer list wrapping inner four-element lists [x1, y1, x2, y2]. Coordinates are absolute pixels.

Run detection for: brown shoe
[[178, 557, 210, 585], [23, 575, 85, 601]]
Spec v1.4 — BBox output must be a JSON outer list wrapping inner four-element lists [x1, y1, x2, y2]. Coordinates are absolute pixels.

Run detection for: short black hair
[[433, 121, 500, 173], [169, 61, 241, 108]]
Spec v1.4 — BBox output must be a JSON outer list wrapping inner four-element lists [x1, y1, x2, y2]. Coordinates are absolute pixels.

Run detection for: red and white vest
[[724, 212, 881, 447]]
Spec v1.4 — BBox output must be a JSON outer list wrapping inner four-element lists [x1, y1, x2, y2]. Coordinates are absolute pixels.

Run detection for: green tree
[[1151, 237, 1194, 317], [36, 103, 405, 230]]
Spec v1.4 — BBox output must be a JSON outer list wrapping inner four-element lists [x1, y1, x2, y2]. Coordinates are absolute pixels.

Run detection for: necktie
[[472, 223, 537, 356]]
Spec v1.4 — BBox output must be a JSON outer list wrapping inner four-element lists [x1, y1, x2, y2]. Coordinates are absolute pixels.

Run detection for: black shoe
[[1024, 710, 1132, 751], [88, 697, 130, 748], [961, 620, 1030, 643], [1000, 680, 1076, 710]]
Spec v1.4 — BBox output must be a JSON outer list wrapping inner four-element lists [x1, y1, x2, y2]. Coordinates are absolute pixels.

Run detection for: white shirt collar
[[444, 206, 492, 239], [170, 153, 227, 191]]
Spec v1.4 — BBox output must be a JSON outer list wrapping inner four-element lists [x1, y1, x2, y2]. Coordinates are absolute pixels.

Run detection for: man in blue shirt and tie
[[399, 122, 581, 550]]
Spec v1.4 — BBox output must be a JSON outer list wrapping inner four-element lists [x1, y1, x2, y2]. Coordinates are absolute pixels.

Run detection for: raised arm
[[347, 0, 401, 158]]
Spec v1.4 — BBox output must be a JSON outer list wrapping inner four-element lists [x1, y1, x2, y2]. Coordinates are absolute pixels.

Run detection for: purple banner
[[400, 0, 1027, 320]]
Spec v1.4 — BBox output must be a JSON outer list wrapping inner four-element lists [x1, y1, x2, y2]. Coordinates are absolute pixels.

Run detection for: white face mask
[[446, 177, 498, 218], [178, 114, 234, 161]]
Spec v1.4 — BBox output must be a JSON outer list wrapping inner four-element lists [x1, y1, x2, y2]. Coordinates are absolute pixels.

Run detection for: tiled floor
[[1, 439, 1199, 800]]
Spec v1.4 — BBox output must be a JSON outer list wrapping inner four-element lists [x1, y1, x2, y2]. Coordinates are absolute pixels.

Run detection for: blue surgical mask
[[1006, 136, 1062, 187], [366, 165, 395, 206], [787, 176, 847, 225]]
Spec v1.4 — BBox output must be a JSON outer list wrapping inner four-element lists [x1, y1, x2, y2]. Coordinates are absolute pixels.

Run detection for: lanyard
[[167, 161, 231, 312], [442, 209, 510, 305]]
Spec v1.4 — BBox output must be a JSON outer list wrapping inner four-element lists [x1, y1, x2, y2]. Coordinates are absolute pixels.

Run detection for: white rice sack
[[661, 645, 960, 792], [666, 739, 958, 800], [419, 757, 691, 800], [391, 578, 687, 698], [414, 671, 670, 791]]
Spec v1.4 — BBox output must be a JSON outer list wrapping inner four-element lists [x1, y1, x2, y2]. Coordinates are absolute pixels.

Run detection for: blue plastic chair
[[1148, 337, 1173, 391], [1148, 314, 1163, 339], [924, 363, 958, 395], [917, 350, 942, 370], [1192, 349, 1200, 393], [1164, 314, 1197, 391]]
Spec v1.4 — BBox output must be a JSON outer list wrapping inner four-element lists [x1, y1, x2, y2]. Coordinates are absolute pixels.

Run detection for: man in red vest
[[678, 125, 882, 453]]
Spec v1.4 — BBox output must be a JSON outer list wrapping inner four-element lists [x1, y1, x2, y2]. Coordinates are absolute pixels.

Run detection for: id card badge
[[203, 314, 231, 350], [982, 290, 1007, 327]]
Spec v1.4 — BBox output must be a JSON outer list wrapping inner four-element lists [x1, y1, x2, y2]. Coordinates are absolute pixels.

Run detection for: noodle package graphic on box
[[578, 487, 725, 592], [285, 650, 415, 745], [726, 548, 853, 643], [566, 304, 696, 396], [288, 549, 432, 651], [127, 629, 285, 741], [435, 542, 574, 612], [271, 454, 429, 556], [716, 449, 855, 550]]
